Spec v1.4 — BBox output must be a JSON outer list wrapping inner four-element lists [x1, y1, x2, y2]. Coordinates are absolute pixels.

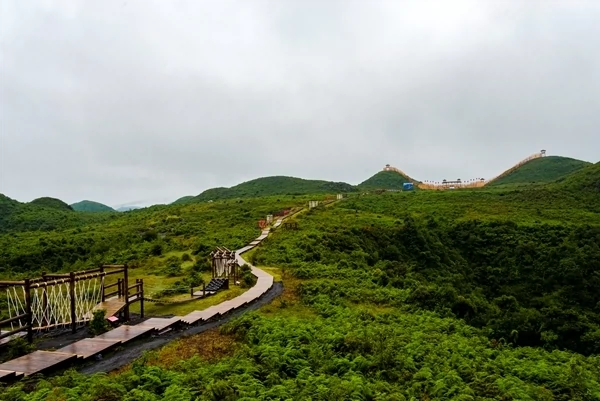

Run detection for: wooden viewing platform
[[0, 216, 288, 382]]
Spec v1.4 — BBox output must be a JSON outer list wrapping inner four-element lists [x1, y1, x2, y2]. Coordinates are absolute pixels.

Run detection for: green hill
[[488, 156, 591, 187], [556, 161, 600, 193], [171, 196, 195, 205], [71, 200, 115, 212], [29, 197, 73, 211], [191, 176, 356, 202], [358, 170, 413, 190], [0, 194, 110, 234]]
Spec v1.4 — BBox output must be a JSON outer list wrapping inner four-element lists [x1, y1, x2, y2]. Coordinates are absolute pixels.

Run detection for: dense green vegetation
[[0, 194, 113, 234], [70, 200, 116, 212], [2, 160, 600, 400], [0, 196, 306, 278], [186, 176, 356, 203], [555, 161, 600, 193], [358, 170, 413, 190], [116, 206, 143, 212], [171, 196, 195, 205], [256, 209, 600, 354], [28, 197, 73, 211], [489, 156, 591, 187]]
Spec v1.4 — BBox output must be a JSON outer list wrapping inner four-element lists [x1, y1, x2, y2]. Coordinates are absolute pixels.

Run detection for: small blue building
[[403, 183, 414, 191]]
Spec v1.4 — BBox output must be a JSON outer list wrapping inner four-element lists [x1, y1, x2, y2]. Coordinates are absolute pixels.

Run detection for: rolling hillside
[[190, 176, 356, 202], [0, 194, 110, 233], [487, 156, 590, 187], [29, 197, 73, 211], [556, 161, 600, 193], [71, 200, 115, 212], [171, 196, 195, 205], [358, 170, 413, 190]]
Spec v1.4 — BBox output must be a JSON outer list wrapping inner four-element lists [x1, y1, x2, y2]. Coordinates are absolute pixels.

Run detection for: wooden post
[[190, 286, 193, 298], [117, 278, 122, 298], [123, 265, 130, 321], [41, 272, 48, 327], [100, 265, 105, 302], [203, 282, 205, 298], [24, 279, 33, 342], [138, 279, 144, 319], [69, 272, 76, 333]]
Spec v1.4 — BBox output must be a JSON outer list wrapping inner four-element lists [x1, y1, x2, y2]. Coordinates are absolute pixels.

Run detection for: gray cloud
[[1, 0, 599, 206]]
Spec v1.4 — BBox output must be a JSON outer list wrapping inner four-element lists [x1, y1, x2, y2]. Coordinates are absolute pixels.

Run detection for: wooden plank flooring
[[57, 338, 120, 359], [135, 317, 181, 331], [94, 297, 127, 318], [94, 325, 154, 344], [181, 307, 221, 325], [0, 369, 19, 380], [0, 351, 76, 376]]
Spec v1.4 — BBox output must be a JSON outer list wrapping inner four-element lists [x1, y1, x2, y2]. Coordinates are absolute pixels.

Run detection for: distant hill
[[190, 176, 356, 202], [172, 196, 195, 205], [29, 197, 73, 211], [71, 200, 115, 212], [116, 206, 142, 212], [358, 170, 413, 190], [488, 156, 591, 187], [0, 194, 109, 233]]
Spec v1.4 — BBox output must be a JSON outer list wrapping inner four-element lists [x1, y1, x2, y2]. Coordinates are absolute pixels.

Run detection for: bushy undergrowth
[[254, 207, 600, 355], [2, 311, 599, 400]]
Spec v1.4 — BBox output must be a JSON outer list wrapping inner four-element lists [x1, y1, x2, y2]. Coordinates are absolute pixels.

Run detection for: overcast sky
[[1, 1, 598, 207]]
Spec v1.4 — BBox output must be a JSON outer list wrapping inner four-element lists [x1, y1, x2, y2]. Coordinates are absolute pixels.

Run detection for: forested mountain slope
[[29, 197, 73, 211], [190, 176, 356, 202], [171, 195, 195, 205], [0, 194, 111, 234]]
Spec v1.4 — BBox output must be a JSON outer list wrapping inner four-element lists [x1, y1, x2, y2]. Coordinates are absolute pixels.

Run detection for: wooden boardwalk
[[93, 297, 127, 318], [0, 216, 285, 382], [0, 351, 76, 376], [58, 338, 120, 359]]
